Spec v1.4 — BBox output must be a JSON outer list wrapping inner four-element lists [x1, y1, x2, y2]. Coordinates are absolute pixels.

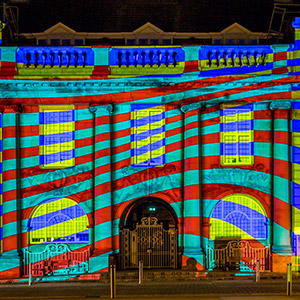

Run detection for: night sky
[[16, 0, 275, 33]]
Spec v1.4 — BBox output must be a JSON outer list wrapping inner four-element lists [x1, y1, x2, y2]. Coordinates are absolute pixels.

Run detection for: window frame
[[220, 103, 254, 166], [39, 105, 75, 169], [131, 105, 165, 167]]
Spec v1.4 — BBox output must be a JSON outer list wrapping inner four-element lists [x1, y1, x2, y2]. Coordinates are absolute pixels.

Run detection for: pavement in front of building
[[0, 280, 300, 300]]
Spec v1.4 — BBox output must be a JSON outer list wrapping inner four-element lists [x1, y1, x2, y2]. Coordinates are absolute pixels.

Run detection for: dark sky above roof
[[18, 0, 275, 33]]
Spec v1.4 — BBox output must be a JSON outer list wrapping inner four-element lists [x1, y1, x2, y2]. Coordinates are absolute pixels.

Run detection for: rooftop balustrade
[[199, 46, 274, 76], [0, 44, 298, 77], [109, 47, 185, 75], [16, 47, 94, 77]]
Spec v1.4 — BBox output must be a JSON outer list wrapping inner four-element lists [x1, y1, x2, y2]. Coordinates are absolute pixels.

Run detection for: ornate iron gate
[[24, 244, 90, 276], [207, 240, 270, 271], [121, 217, 177, 269]]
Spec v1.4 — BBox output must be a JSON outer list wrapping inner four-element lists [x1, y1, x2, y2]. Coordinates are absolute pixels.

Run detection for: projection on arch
[[210, 194, 267, 240], [29, 197, 89, 244]]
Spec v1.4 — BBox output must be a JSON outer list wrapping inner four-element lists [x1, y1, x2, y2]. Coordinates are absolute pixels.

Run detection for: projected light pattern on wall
[[220, 104, 253, 165], [210, 194, 267, 240], [39, 105, 75, 169], [131, 105, 165, 167], [29, 198, 89, 244]]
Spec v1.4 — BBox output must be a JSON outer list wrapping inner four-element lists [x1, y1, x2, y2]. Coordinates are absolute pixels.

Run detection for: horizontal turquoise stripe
[[95, 155, 110, 168], [273, 175, 289, 203], [183, 233, 201, 248], [21, 178, 93, 210], [254, 142, 272, 158], [184, 127, 198, 139], [94, 221, 111, 242], [3, 221, 17, 238], [202, 123, 219, 135], [112, 135, 131, 148], [95, 171, 111, 186], [95, 123, 110, 133], [202, 143, 219, 156], [254, 119, 271, 131], [113, 120, 131, 132], [185, 169, 200, 186], [2, 199, 17, 215], [183, 199, 200, 217], [273, 143, 288, 161], [184, 144, 199, 159], [201, 110, 220, 121], [3, 114, 16, 126], [95, 140, 110, 151], [165, 120, 182, 131], [95, 193, 111, 211], [2, 178, 17, 193], [20, 113, 39, 126], [20, 136, 39, 148], [184, 114, 198, 125], [2, 137, 16, 151], [2, 159, 17, 172], [274, 118, 289, 131]]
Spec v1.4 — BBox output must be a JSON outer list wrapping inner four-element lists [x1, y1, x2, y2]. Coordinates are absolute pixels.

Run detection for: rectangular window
[[250, 39, 258, 45], [127, 39, 136, 45], [131, 105, 165, 167], [51, 39, 60, 46], [214, 39, 222, 45], [62, 39, 71, 46], [221, 104, 253, 165], [39, 105, 75, 169], [162, 39, 171, 45], [237, 39, 245, 45], [225, 39, 235, 45], [139, 39, 148, 45], [75, 39, 84, 46], [38, 39, 46, 46], [150, 39, 159, 45]]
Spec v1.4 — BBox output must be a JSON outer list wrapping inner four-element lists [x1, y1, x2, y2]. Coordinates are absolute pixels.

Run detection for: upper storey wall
[[0, 44, 297, 79]]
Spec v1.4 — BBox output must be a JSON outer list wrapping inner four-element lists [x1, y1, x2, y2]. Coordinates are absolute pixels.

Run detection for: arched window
[[29, 198, 89, 244], [210, 194, 267, 240]]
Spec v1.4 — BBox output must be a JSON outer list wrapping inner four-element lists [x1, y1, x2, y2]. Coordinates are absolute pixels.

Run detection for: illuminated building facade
[[1, 17, 300, 281]]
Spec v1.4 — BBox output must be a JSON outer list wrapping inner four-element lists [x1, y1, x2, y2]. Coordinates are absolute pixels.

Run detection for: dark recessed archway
[[120, 197, 178, 230]]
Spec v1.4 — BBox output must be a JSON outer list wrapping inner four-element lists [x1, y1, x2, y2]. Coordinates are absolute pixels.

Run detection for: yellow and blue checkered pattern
[[39, 105, 75, 169], [220, 104, 253, 166], [131, 105, 165, 167]]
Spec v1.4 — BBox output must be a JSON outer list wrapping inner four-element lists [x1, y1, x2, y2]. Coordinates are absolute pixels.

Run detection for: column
[[270, 101, 293, 272], [89, 104, 114, 273], [180, 102, 204, 270], [0, 105, 21, 278]]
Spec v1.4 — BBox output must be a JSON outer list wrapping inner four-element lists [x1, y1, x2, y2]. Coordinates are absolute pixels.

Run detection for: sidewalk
[[0, 280, 300, 299]]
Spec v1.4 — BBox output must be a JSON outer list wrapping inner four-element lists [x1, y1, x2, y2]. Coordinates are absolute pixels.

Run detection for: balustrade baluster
[[29, 51, 35, 66], [77, 50, 84, 66], [52, 51, 59, 67], [137, 50, 143, 66], [120, 50, 125, 67], [128, 51, 135, 67], [160, 50, 166, 66], [36, 51, 43, 67], [144, 50, 151, 66]]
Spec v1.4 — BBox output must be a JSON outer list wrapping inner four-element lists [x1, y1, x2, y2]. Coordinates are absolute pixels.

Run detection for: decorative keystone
[[180, 102, 204, 113]]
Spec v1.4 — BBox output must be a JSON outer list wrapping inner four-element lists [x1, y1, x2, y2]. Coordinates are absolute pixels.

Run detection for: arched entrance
[[120, 197, 178, 269], [207, 194, 270, 271]]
